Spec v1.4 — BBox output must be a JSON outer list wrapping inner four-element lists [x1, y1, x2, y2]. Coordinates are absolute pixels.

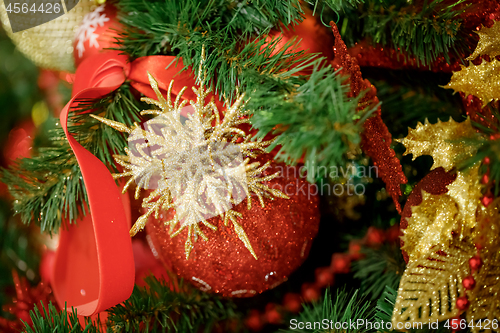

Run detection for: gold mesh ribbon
[[0, 0, 97, 72]]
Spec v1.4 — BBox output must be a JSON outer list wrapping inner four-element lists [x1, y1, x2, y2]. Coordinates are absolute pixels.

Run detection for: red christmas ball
[[364, 227, 385, 246], [146, 158, 320, 297], [267, 10, 334, 63], [73, 3, 121, 68], [4, 120, 35, 162], [348, 240, 362, 260], [400, 167, 457, 262]]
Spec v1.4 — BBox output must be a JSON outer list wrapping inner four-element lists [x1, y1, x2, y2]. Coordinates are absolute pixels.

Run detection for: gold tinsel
[[466, 21, 500, 61], [0, 0, 97, 72], [93, 69, 288, 260], [444, 59, 500, 107], [396, 117, 478, 172]]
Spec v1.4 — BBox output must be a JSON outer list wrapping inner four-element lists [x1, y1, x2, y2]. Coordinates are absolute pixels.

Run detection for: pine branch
[[23, 302, 102, 333], [305, 0, 364, 13], [22, 276, 241, 333], [375, 285, 397, 325], [335, 0, 471, 65], [249, 63, 377, 183], [371, 78, 462, 138], [108, 275, 240, 332], [280, 288, 375, 333], [116, 0, 318, 103], [351, 243, 405, 300], [117, 0, 304, 58], [1, 84, 143, 233]]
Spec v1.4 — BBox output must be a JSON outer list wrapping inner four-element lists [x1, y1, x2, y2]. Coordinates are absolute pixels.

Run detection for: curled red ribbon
[[54, 51, 199, 316]]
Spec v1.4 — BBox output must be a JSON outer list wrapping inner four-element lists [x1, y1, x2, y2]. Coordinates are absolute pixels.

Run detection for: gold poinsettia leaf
[[396, 117, 478, 171], [443, 59, 500, 107], [446, 165, 483, 238], [466, 199, 500, 332], [392, 239, 476, 327], [402, 191, 459, 262], [466, 21, 500, 61]]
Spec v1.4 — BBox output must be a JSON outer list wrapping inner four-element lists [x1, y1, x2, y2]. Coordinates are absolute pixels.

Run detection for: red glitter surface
[[330, 22, 408, 213], [146, 156, 320, 297]]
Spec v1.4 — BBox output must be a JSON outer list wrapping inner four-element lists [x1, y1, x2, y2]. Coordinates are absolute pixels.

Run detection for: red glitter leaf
[[330, 22, 408, 213]]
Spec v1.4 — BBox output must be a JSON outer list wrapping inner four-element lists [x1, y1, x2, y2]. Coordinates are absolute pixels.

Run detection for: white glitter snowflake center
[[128, 112, 248, 227]]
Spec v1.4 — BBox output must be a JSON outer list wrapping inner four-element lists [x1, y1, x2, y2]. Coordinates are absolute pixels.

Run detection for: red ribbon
[[54, 51, 198, 316]]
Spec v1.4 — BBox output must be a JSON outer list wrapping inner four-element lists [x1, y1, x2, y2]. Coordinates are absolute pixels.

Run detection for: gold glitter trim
[[392, 239, 475, 326]]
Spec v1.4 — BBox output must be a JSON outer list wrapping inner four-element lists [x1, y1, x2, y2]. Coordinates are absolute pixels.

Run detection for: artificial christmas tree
[[1, 0, 500, 332]]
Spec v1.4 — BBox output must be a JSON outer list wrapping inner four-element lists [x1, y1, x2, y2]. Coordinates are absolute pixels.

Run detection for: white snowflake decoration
[[92, 72, 287, 259], [74, 5, 110, 59]]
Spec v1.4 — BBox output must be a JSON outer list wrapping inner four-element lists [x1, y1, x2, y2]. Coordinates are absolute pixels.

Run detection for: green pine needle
[[108, 275, 239, 332], [352, 243, 405, 301], [116, 0, 318, 103], [23, 302, 102, 333], [249, 63, 377, 183], [336, 0, 470, 66], [281, 288, 375, 333], [22, 276, 240, 333], [375, 285, 397, 325], [1, 84, 142, 233]]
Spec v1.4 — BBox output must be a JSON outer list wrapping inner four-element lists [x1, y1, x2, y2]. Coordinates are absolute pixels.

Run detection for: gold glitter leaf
[[392, 239, 475, 326], [443, 60, 500, 107], [401, 191, 459, 262], [397, 117, 478, 171], [445, 165, 483, 237], [466, 21, 500, 61]]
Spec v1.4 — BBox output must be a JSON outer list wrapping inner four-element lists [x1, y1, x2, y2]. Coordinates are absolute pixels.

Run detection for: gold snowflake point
[[92, 72, 287, 260]]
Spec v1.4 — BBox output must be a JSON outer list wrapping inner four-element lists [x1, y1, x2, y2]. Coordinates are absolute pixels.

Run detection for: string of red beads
[[244, 225, 398, 331]]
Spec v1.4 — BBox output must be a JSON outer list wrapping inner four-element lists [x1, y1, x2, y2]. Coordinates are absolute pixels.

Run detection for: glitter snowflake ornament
[[93, 71, 287, 260]]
